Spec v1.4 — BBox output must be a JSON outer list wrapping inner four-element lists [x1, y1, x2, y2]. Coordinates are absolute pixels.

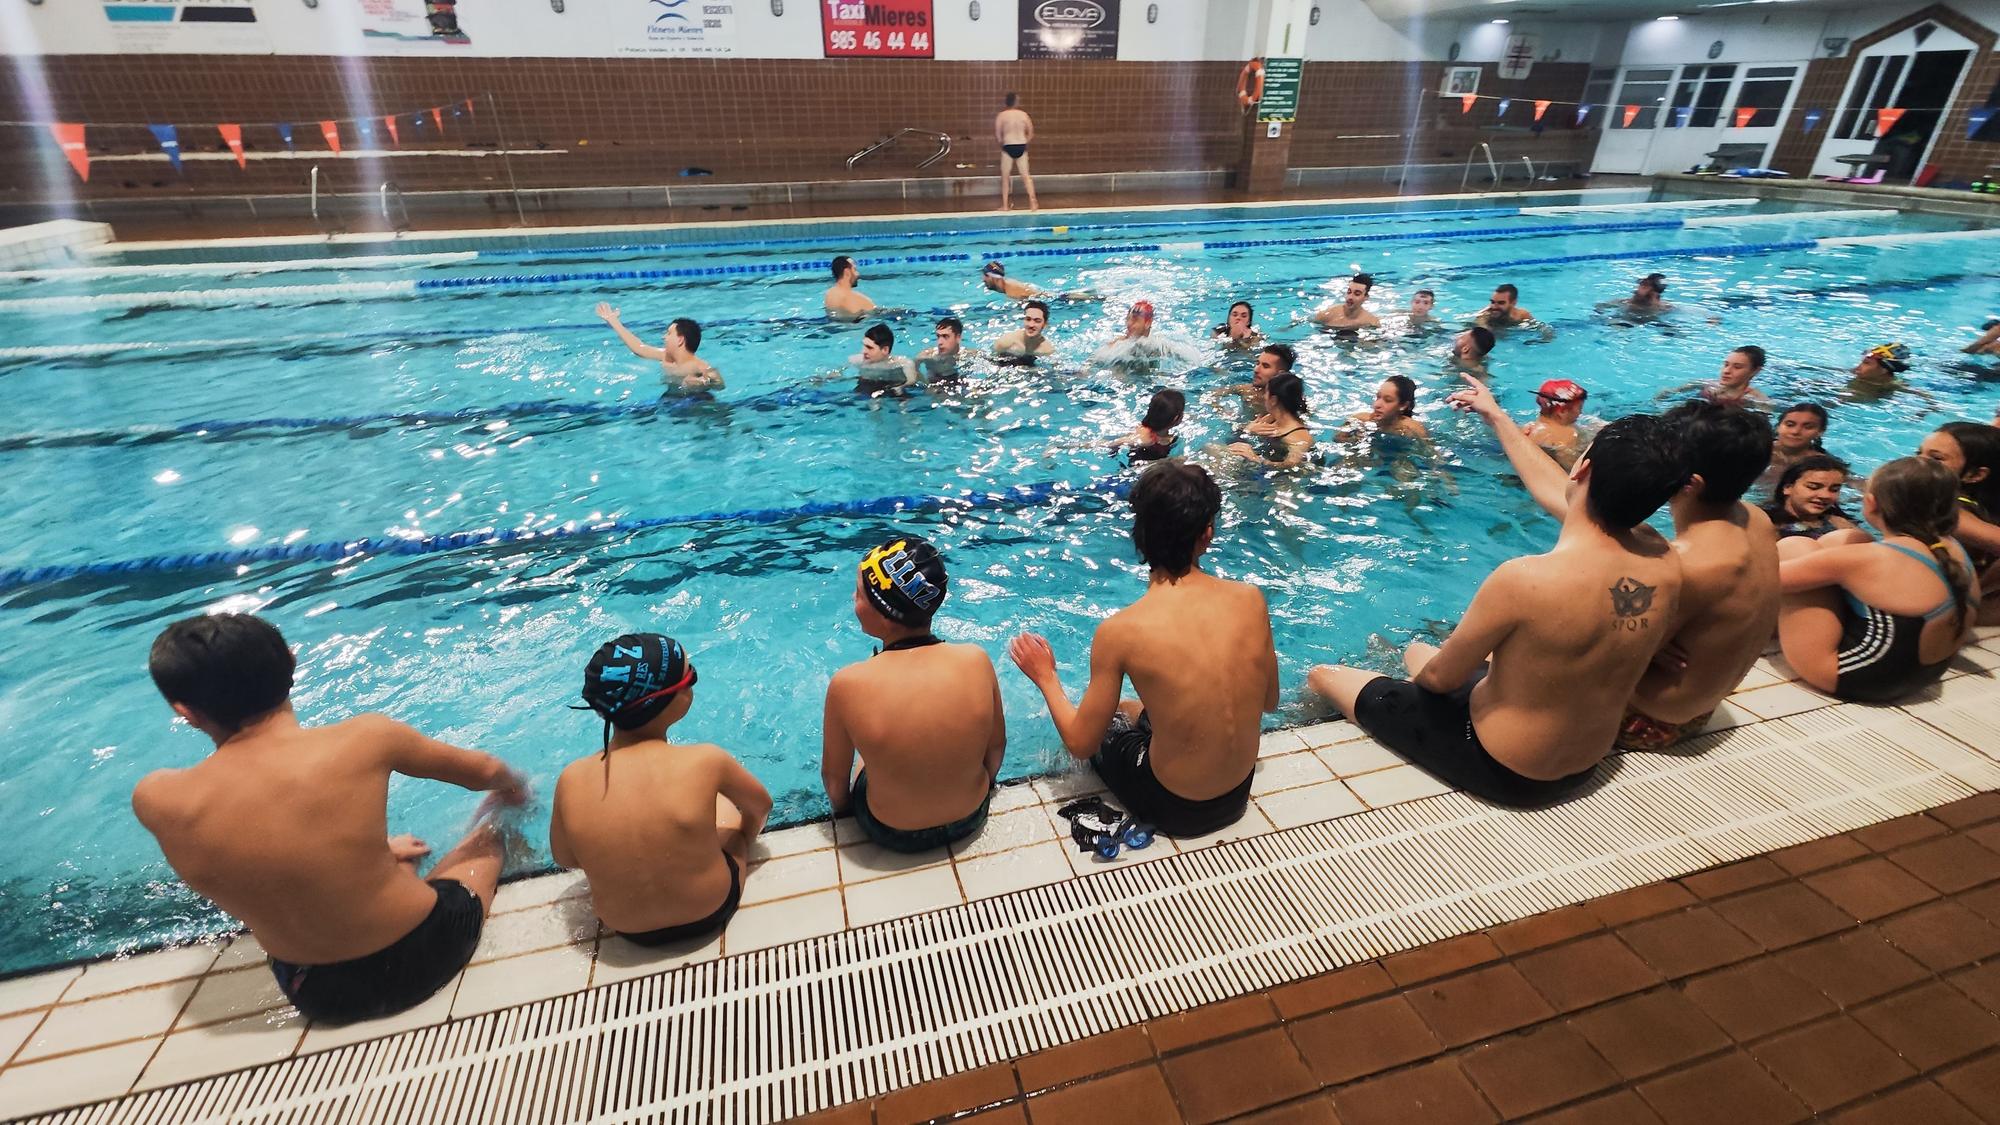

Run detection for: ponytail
[[1869, 457, 1975, 633]]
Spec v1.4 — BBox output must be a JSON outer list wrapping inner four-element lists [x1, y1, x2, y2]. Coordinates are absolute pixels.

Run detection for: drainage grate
[[14, 703, 1993, 1125]]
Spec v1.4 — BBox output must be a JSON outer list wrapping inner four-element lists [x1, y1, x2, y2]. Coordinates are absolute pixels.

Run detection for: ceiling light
[[1491, 17, 1510, 23], [1655, 14, 1681, 20]]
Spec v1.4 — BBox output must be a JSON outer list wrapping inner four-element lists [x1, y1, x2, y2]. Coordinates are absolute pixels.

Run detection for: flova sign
[[1019, 0, 1117, 57], [1032, 0, 1107, 27]]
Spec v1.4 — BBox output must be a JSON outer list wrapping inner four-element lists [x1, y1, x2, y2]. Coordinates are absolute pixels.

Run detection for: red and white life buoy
[[1237, 59, 1265, 110]]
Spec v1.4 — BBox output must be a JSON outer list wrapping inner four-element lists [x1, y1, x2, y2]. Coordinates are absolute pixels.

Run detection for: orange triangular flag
[[1460, 95, 1477, 114], [1622, 104, 1641, 127], [320, 120, 341, 154], [49, 123, 88, 181], [463, 97, 475, 118], [1876, 107, 1906, 134], [431, 107, 445, 132], [217, 124, 246, 169], [384, 116, 399, 145], [1533, 100, 1551, 122], [1734, 106, 1757, 128]]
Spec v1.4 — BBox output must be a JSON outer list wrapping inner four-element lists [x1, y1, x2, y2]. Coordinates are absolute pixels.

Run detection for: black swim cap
[[859, 537, 948, 625], [578, 633, 697, 748]]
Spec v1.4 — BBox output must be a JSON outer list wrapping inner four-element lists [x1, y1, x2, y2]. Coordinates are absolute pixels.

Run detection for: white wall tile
[[955, 842, 1074, 901], [0, 1039, 157, 1118], [18, 979, 198, 1061], [65, 945, 220, 1002], [136, 1008, 305, 1091], [722, 889, 845, 954], [842, 865, 963, 928], [450, 944, 592, 1019], [1257, 780, 1366, 828]]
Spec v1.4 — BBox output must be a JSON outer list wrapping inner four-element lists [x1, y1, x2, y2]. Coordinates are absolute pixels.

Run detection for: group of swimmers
[[125, 250, 2000, 1031]]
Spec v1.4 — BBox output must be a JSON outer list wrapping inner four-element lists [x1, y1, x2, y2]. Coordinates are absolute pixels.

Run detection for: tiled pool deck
[[2, 630, 1997, 1122]]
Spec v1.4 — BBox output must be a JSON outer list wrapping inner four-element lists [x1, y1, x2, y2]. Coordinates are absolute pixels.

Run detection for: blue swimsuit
[[1833, 542, 1965, 703]]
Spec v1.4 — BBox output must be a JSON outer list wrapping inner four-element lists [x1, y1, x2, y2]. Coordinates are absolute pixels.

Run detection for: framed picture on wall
[[1439, 67, 1482, 97]]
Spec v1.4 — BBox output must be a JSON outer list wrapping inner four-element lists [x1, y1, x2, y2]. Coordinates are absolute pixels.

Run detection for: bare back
[[1104, 571, 1277, 799], [828, 643, 1001, 830], [550, 742, 736, 934], [131, 717, 441, 965], [996, 107, 1032, 146], [1472, 535, 1682, 778], [1632, 505, 1780, 723]]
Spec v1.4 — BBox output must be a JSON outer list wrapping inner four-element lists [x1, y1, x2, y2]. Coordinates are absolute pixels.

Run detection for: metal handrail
[[846, 128, 952, 171], [1460, 142, 1502, 191], [378, 181, 411, 231], [309, 165, 320, 221], [1520, 155, 1538, 181]]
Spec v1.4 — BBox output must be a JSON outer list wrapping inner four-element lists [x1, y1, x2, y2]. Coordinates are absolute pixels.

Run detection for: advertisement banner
[[821, 0, 933, 59], [613, 0, 738, 56], [1255, 57, 1303, 123], [99, 0, 269, 53], [1019, 0, 1117, 60], [358, 0, 471, 47]]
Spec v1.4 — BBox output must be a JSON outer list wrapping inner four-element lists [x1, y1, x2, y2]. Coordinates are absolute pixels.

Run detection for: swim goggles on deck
[[859, 540, 943, 614], [1059, 796, 1156, 859]]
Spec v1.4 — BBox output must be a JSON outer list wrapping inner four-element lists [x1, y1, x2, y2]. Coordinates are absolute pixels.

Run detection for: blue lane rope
[[1460, 238, 1822, 275], [0, 475, 1132, 592]]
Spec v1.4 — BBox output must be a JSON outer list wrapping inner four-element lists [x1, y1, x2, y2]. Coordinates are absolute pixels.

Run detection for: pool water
[[2, 192, 1996, 974]]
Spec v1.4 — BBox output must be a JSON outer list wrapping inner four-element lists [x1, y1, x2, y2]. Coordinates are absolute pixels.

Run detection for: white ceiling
[[1362, 0, 1871, 23]]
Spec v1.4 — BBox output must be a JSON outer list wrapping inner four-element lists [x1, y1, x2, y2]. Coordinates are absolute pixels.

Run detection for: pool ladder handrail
[[845, 128, 952, 171], [378, 180, 411, 233], [309, 165, 320, 221], [1460, 142, 1502, 192]]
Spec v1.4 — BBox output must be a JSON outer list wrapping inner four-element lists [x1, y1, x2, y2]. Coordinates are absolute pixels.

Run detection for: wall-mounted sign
[[615, 0, 737, 56], [1019, 0, 1117, 60], [99, 0, 270, 52], [1439, 66, 1481, 97], [822, 0, 933, 57], [1256, 57, 1304, 123], [1497, 33, 1537, 80]]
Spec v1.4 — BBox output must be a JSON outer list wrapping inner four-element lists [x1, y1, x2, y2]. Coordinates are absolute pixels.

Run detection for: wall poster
[[1018, 0, 1118, 60], [821, 0, 933, 58]]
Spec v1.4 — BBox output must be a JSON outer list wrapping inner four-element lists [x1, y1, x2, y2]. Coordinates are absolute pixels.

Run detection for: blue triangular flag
[[147, 124, 181, 172], [1496, 99, 1512, 117], [276, 123, 294, 152], [1575, 104, 1591, 126], [1970, 106, 1994, 138], [1803, 108, 1824, 133], [1674, 106, 1691, 128]]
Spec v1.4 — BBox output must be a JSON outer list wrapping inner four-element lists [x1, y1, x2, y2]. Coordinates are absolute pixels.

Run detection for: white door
[[1643, 64, 1802, 174], [1810, 23, 1978, 179], [1590, 67, 1674, 174]]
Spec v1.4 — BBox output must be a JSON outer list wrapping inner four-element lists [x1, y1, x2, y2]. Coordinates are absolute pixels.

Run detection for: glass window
[[1836, 56, 1882, 138], [1580, 68, 1615, 127], [1838, 54, 1909, 139], [1691, 64, 1735, 128], [1613, 68, 1675, 129], [1734, 68, 1796, 128]]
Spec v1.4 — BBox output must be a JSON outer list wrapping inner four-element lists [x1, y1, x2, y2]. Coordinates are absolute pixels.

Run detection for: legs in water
[[424, 821, 507, 915], [1775, 532, 1866, 695], [1305, 662, 1384, 719]]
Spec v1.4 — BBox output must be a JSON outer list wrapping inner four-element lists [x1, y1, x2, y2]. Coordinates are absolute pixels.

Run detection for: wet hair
[[1383, 375, 1417, 418], [830, 255, 855, 279], [1939, 421, 2000, 515], [1024, 299, 1050, 321], [1466, 326, 1495, 357], [1415, 289, 1435, 301], [1662, 400, 1774, 505], [1005, 92, 1018, 107], [1578, 414, 1687, 531], [1141, 388, 1186, 433], [1638, 273, 1667, 295], [1771, 452, 1850, 507], [1867, 456, 1973, 632], [1732, 344, 1766, 371], [1351, 273, 1375, 293], [1212, 300, 1254, 335], [1260, 343, 1296, 371], [1494, 284, 1519, 301], [669, 317, 701, 353], [1129, 460, 1222, 578], [1779, 402, 1830, 449], [936, 316, 965, 336], [863, 324, 894, 350], [149, 614, 296, 732], [1266, 372, 1309, 418]]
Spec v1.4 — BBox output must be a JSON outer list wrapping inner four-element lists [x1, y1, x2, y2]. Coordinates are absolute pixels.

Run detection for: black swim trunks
[[1002, 143, 1028, 159], [1092, 711, 1252, 837], [618, 854, 741, 947], [269, 878, 483, 1025], [1350, 673, 1594, 808], [852, 769, 992, 853]]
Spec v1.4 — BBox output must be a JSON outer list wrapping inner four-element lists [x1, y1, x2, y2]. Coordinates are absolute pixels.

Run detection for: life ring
[[1236, 59, 1265, 110]]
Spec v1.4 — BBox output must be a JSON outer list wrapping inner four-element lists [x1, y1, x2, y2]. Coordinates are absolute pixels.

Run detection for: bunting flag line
[[1876, 107, 1906, 135], [147, 123, 181, 172], [1803, 108, 1824, 133], [1533, 99, 1551, 122], [50, 123, 89, 181], [1576, 103, 1592, 125], [1734, 106, 1757, 128], [1673, 106, 1691, 128], [320, 119, 341, 154], [431, 107, 445, 132], [383, 116, 399, 145], [1622, 104, 1641, 127], [217, 123, 245, 169], [1496, 98, 1512, 117], [1972, 106, 1995, 138], [276, 123, 294, 152], [1460, 94, 1477, 114]]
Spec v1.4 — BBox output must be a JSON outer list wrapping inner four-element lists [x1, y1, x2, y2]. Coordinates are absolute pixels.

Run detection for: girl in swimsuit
[[1111, 388, 1185, 464], [1212, 301, 1262, 349], [1342, 376, 1430, 442], [1763, 454, 1858, 540], [1917, 421, 2000, 624], [1226, 373, 1314, 469], [1754, 402, 1831, 495], [1776, 457, 1979, 703]]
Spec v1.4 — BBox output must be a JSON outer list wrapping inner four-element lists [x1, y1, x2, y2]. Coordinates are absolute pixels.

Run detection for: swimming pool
[[2, 189, 1996, 975]]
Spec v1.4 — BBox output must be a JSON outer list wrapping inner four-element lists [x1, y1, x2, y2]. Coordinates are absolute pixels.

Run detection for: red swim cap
[[1130, 301, 1155, 320], [1536, 379, 1586, 405]]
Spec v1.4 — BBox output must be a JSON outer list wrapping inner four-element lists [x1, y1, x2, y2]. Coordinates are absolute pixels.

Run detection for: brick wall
[[1288, 61, 1600, 175]]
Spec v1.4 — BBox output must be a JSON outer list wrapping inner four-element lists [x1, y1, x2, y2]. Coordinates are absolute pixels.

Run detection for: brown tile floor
[[795, 792, 2000, 1124]]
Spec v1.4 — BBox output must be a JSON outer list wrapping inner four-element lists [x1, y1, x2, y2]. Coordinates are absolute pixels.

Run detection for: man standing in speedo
[[995, 92, 1038, 211]]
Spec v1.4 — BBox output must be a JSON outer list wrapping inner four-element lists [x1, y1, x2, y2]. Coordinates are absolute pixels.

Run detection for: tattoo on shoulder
[[1609, 577, 1655, 630]]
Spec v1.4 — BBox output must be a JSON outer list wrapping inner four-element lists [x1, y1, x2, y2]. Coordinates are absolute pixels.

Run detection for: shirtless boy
[[1313, 273, 1381, 331], [825, 255, 877, 320], [993, 300, 1055, 358], [1523, 378, 1588, 468], [995, 93, 1038, 211], [982, 261, 1041, 300], [1478, 284, 1537, 328], [852, 323, 920, 393], [1306, 404, 1686, 806], [134, 614, 529, 1024], [823, 537, 1006, 852], [1010, 461, 1280, 836], [1453, 327, 1496, 378], [1212, 343, 1293, 417], [551, 634, 771, 946], [596, 303, 722, 393], [919, 316, 967, 380]]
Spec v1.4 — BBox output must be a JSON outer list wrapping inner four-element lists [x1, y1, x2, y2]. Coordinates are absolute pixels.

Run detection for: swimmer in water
[[981, 260, 1041, 301], [850, 323, 919, 394], [1227, 372, 1314, 469], [1755, 402, 1832, 495], [825, 255, 877, 320], [595, 303, 723, 393], [1763, 454, 1858, 541], [1963, 319, 2000, 357], [992, 300, 1055, 359], [1110, 388, 1185, 464], [1311, 273, 1381, 332], [1212, 343, 1293, 418], [917, 316, 966, 382], [1523, 379, 1589, 469], [1213, 301, 1262, 349], [1477, 283, 1535, 328], [1599, 273, 1670, 319], [1658, 345, 1773, 408], [1343, 376, 1429, 442], [1406, 289, 1437, 330], [1846, 342, 1938, 408], [1452, 327, 1496, 379]]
